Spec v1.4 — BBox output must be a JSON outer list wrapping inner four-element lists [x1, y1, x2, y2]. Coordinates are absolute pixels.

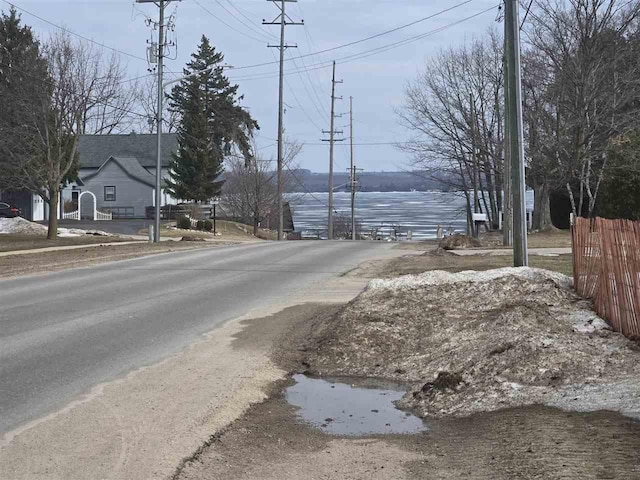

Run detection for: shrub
[[176, 216, 192, 230], [196, 220, 205, 231], [203, 220, 213, 232]]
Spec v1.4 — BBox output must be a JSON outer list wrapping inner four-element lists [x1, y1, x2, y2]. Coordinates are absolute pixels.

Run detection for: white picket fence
[[63, 210, 80, 220], [186, 215, 199, 228], [62, 209, 112, 221], [96, 210, 113, 221]]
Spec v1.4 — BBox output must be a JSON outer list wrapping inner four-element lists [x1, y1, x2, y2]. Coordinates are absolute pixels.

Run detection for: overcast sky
[[5, 0, 501, 172]]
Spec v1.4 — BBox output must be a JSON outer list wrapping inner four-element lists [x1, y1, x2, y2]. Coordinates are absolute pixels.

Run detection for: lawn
[[0, 234, 132, 253], [355, 249, 574, 279], [137, 220, 276, 241]]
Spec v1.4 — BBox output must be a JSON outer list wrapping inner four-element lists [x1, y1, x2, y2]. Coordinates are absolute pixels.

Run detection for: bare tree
[[527, 0, 640, 217], [223, 139, 302, 235], [398, 32, 505, 232], [8, 32, 133, 238], [132, 75, 179, 133], [78, 48, 138, 134]]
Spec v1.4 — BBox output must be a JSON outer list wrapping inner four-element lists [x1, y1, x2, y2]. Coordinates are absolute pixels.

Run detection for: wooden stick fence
[[572, 217, 640, 339]]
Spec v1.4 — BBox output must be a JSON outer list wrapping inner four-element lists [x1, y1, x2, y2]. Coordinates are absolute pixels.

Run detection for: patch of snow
[[308, 266, 640, 420], [563, 310, 612, 333], [0, 217, 112, 237], [367, 267, 573, 291], [0, 217, 47, 235]]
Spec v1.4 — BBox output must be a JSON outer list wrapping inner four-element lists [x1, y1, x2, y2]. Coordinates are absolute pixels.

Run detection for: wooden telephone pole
[[504, 0, 528, 265], [322, 61, 343, 240], [264, 0, 303, 240]]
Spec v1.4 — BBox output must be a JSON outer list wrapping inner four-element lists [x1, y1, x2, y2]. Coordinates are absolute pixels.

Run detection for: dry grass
[[0, 234, 130, 253], [480, 228, 572, 249], [353, 250, 574, 278], [138, 220, 274, 241], [0, 241, 222, 278]]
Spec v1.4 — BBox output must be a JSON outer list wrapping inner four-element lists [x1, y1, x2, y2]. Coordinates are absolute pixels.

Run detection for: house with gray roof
[[2, 133, 179, 221], [66, 133, 179, 219]]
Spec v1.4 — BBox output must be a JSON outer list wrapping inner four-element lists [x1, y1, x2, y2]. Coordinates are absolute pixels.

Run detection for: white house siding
[[80, 161, 153, 218]]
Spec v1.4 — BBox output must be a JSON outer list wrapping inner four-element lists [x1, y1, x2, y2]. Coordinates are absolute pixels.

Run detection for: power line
[[1, 0, 148, 63], [226, 0, 277, 39], [520, 0, 534, 29], [285, 166, 343, 213], [259, 134, 405, 146], [192, 0, 267, 43], [229, 0, 481, 72], [228, 5, 499, 81], [295, 2, 331, 118], [4, 62, 151, 121], [210, 0, 275, 41], [285, 51, 327, 127]]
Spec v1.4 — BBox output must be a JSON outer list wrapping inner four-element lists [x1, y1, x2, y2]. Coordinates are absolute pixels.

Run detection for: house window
[[104, 186, 116, 202]]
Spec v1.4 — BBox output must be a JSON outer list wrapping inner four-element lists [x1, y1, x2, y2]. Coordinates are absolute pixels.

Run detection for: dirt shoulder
[[175, 297, 640, 480], [0, 241, 230, 278], [171, 241, 640, 480], [304, 268, 640, 419], [0, 303, 330, 480]]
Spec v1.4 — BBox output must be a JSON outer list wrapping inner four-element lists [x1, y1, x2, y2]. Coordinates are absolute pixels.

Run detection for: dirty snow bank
[[305, 267, 640, 419], [0, 217, 112, 237]]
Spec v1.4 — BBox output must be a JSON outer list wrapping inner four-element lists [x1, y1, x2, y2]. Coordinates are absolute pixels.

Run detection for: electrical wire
[[210, 0, 275, 42], [192, 0, 267, 43], [228, 0, 480, 71], [4, 62, 151, 123], [225, 0, 278, 40], [227, 5, 500, 81], [266, 48, 324, 132], [1, 0, 148, 63], [294, 2, 332, 119], [286, 51, 328, 126], [520, 0, 534, 29]]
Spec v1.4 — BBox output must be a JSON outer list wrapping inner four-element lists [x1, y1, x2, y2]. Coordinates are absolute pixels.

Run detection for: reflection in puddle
[[285, 374, 427, 436]]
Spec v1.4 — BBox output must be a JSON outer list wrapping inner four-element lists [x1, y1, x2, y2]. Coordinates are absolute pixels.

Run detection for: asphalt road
[[0, 240, 391, 434]]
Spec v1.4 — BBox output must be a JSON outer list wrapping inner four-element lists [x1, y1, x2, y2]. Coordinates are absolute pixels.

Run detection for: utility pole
[[504, 0, 528, 265], [502, 27, 513, 247], [137, 0, 178, 243], [321, 61, 343, 240], [470, 93, 479, 238], [264, 0, 303, 241], [350, 96, 356, 241]]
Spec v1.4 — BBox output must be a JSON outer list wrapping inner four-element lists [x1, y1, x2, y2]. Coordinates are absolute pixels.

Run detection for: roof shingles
[[77, 133, 177, 169], [82, 156, 156, 188]]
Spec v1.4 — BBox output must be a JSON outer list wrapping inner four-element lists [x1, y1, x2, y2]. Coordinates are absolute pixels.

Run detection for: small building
[[0, 190, 46, 222], [2, 133, 179, 221], [64, 133, 179, 219]]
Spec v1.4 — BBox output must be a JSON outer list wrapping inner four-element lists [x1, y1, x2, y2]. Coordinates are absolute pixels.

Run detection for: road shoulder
[[0, 241, 234, 279], [0, 302, 331, 480]]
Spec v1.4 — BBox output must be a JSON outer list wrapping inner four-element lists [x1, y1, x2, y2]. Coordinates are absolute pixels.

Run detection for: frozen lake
[[289, 191, 534, 239]]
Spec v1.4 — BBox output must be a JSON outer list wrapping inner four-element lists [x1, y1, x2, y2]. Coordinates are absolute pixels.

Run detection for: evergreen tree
[[0, 7, 49, 191], [167, 36, 257, 203]]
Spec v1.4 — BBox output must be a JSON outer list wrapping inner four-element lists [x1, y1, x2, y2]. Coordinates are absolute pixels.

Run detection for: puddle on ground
[[285, 374, 427, 436]]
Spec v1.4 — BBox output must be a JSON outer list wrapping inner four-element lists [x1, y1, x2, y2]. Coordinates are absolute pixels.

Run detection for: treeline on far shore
[[289, 170, 454, 193]]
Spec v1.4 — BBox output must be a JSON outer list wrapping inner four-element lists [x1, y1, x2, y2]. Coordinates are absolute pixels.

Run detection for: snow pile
[[306, 267, 640, 419], [0, 217, 48, 235], [368, 267, 573, 291], [58, 228, 112, 237], [0, 217, 112, 237]]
